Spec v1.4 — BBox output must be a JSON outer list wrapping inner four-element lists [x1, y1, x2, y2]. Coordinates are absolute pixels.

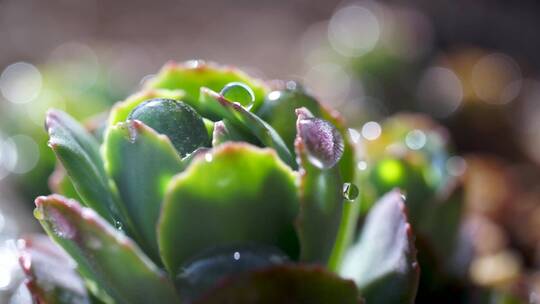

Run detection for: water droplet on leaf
[[51, 217, 76, 239], [296, 108, 344, 169], [33, 208, 44, 220], [342, 183, 359, 201], [220, 82, 255, 110], [175, 245, 289, 303], [127, 98, 210, 157], [115, 220, 124, 231]]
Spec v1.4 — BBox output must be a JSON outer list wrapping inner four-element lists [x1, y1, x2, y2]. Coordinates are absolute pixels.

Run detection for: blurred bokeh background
[[1, 0, 540, 302]]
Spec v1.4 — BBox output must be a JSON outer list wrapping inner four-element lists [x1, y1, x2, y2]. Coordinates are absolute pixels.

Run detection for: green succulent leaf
[[203, 118, 215, 139], [18, 235, 91, 304], [158, 143, 300, 275], [108, 88, 185, 127], [368, 157, 434, 224], [321, 110, 356, 183], [45, 110, 117, 223], [198, 265, 362, 304], [49, 163, 83, 202], [102, 120, 184, 263], [294, 108, 344, 265], [175, 245, 289, 303], [418, 181, 464, 266], [322, 111, 359, 271], [34, 195, 181, 304], [211, 120, 251, 146], [361, 114, 451, 216], [257, 85, 322, 152], [340, 190, 419, 304], [146, 61, 268, 113], [200, 88, 295, 168]]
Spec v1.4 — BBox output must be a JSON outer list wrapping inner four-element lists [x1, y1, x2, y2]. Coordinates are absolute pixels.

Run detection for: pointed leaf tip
[[44, 110, 119, 223], [35, 195, 181, 304], [103, 119, 184, 263], [199, 88, 295, 167], [340, 190, 419, 304], [18, 235, 91, 304]]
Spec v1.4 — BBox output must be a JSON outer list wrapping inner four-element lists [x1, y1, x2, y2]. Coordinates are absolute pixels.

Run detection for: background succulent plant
[[0, 54, 126, 205], [17, 61, 421, 303]]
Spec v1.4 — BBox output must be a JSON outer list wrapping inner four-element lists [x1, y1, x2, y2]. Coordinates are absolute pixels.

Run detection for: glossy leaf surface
[[340, 191, 419, 304], [18, 235, 90, 304], [34, 195, 181, 304], [158, 143, 299, 274], [199, 265, 361, 304], [45, 110, 117, 222], [103, 120, 184, 262], [294, 108, 344, 265], [146, 61, 268, 113]]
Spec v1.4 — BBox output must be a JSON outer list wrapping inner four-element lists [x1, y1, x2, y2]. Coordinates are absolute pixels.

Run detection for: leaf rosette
[[18, 61, 420, 303]]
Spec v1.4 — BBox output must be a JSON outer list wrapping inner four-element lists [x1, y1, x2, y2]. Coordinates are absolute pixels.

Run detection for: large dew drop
[[220, 82, 255, 110], [296, 108, 344, 169], [127, 98, 210, 157]]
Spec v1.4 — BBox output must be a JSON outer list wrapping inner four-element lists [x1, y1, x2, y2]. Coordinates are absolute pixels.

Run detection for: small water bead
[[33, 208, 44, 220], [220, 82, 255, 109], [296, 108, 344, 170], [115, 220, 124, 231], [342, 183, 359, 201], [176, 245, 289, 303], [52, 221, 76, 239]]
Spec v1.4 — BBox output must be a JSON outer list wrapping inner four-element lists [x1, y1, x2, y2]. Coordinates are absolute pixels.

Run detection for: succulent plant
[[356, 114, 470, 302], [17, 61, 420, 304]]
